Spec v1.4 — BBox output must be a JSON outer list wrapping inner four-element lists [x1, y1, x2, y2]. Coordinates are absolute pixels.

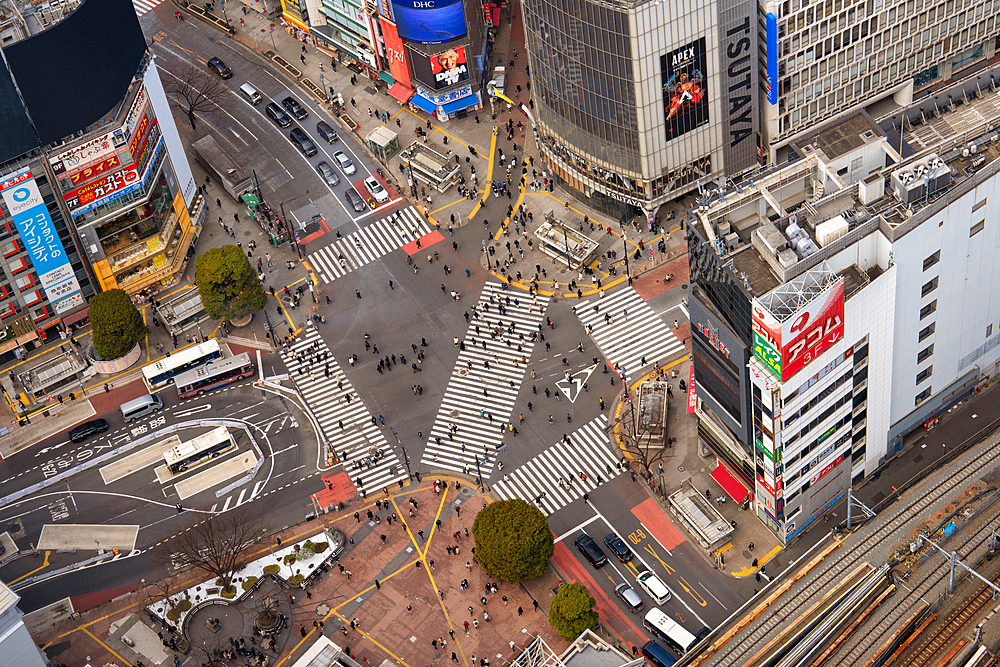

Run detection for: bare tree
[[615, 391, 670, 482], [163, 62, 227, 130], [167, 507, 268, 591]]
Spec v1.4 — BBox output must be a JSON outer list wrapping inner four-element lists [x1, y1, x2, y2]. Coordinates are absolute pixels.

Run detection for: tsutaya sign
[[752, 277, 845, 382]]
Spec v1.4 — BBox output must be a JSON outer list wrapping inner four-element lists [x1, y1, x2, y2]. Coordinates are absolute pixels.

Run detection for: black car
[[207, 57, 232, 79], [604, 532, 634, 563], [289, 128, 317, 157], [282, 96, 308, 120], [69, 418, 109, 443], [344, 187, 366, 212], [316, 120, 339, 143], [574, 533, 608, 568], [265, 102, 292, 128]]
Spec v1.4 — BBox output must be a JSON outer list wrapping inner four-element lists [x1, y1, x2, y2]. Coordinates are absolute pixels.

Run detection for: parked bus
[[163, 426, 234, 474], [643, 608, 698, 655], [641, 641, 676, 667], [143, 340, 222, 389], [175, 353, 255, 398]]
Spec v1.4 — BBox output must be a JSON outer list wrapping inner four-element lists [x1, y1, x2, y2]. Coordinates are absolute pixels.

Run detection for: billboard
[[411, 46, 471, 90], [391, 0, 467, 44], [0, 170, 81, 307], [766, 13, 778, 105], [752, 278, 846, 382], [660, 37, 709, 143], [381, 19, 412, 86]]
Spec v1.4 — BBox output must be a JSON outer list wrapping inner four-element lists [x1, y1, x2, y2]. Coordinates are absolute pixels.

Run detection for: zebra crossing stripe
[[576, 287, 685, 375], [420, 281, 550, 474], [492, 416, 620, 515], [132, 0, 160, 17], [280, 325, 406, 493], [310, 207, 434, 283]]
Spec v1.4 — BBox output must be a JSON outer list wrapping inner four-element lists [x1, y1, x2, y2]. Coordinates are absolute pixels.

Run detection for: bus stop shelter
[[365, 126, 399, 160]]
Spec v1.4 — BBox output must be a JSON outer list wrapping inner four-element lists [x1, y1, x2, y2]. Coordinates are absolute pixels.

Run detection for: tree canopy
[[89, 288, 147, 360], [471, 498, 553, 582], [196, 245, 267, 321], [549, 582, 598, 640]]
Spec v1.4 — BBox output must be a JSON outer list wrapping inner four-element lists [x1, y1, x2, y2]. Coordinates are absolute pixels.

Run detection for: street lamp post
[[623, 232, 631, 278], [474, 454, 484, 489], [389, 426, 412, 478]]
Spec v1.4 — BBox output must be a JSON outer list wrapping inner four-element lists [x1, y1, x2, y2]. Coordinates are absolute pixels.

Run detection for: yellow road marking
[[9, 550, 49, 584]]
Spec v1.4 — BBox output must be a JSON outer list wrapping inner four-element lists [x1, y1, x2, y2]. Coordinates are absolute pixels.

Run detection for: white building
[[688, 76, 1000, 542], [0, 580, 48, 667]]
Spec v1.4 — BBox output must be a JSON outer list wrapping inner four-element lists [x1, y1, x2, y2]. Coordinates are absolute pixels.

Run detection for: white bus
[[174, 353, 255, 398], [143, 340, 223, 388], [643, 608, 698, 655], [163, 426, 235, 474]]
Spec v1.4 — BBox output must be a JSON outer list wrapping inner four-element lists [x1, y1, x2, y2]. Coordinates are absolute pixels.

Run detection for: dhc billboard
[[391, 0, 467, 44]]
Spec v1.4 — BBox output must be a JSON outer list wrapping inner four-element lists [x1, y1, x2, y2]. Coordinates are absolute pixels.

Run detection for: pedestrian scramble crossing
[[420, 281, 550, 475], [576, 287, 685, 378], [492, 416, 620, 515], [280, 323, 406, 493], [308, 207, 435, 283], [132, 0, 162, 17]]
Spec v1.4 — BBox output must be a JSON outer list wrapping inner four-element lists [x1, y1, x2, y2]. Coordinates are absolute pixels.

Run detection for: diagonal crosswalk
[[280, 324, 406, 494], [132, 0, 162, 17], [419, 281, 550, 475], [576, 287, 686, 378], [492, 416, 620, 515], [308, 207, 434, 283]]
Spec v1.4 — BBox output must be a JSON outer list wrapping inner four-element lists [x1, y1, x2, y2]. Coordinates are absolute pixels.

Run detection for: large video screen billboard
[[752, 278, 845, 382], [660, 37, 709, 143], [411, 46, 471, 89], [391, 0, 467, 44]]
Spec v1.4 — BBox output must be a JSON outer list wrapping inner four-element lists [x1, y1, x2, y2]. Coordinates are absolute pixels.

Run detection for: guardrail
[[253, 375, 331, 470], [11, 552, 110, 591]]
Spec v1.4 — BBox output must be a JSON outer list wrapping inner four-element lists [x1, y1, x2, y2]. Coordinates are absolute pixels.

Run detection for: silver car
[[334, 151, 356, 175], [316, 161, 341, 186]]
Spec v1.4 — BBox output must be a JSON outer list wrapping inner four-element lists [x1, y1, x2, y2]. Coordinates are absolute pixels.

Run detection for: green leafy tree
[[89, 288, 147, 360], [195, 245, 267, 321], [471, 498, 553, 582], [549, 582, 598, 640]]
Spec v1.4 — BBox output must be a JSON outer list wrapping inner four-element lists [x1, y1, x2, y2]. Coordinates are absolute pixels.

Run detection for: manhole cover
[[457, 368, 469, 377], [365, 86, 377, 95], [681, 284, 689, 289], [316, 603, 330, 616], [450, 409, 461, 418], [245, 230, 253, 237], [677, 466, 685, 472]]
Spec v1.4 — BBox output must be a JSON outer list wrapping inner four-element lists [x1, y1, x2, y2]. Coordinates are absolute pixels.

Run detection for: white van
[[120, 394, 163, 422], [637, 570, 672, 605], [239, 83, 262, 105]]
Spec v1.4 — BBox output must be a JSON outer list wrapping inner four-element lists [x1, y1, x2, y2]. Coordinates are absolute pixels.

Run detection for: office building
[[0, 580, 47, 667], [688, 66, 1000, 542], [0, 0, 199, 363], [522, 0, 761, 218]]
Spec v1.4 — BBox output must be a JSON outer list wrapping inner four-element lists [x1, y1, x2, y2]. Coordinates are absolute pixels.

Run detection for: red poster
[[781, 279, 845, 381], [380, 19, 411, 87], [686, 364, 696, 414]]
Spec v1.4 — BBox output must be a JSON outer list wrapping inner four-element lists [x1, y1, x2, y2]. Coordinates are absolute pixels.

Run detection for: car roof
[[283, 95, 299, 103]]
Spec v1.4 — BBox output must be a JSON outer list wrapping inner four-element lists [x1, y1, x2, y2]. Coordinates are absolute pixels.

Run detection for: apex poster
[[661, 37, 709, 142]]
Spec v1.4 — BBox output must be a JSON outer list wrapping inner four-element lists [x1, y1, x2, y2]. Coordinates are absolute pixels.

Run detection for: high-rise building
[[0, 580, 48, 667], [761, 0, 998, 161], [522, 0, 762, 219], [688, 69, 1000, 542], [0, 0, 199, 362]]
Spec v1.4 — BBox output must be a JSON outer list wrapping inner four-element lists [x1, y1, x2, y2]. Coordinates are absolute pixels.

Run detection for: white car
[[364, 176, 389, 203], [334, 151, 356, 175]]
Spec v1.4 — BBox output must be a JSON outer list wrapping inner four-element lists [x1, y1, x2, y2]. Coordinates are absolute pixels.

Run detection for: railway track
[[699, 429, 1000, 667]]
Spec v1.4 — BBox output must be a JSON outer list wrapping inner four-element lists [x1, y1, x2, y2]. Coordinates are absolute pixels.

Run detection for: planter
[[230, 313, 253, 327], [91, 342, 142, 374]]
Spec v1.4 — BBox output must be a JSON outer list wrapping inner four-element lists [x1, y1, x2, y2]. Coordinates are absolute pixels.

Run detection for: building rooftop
[[0, 580, 18, 614], [808, 112, 883, 161], [560, 630, 631, 667]]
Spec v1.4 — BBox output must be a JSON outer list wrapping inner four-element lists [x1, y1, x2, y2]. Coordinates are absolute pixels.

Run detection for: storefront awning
[[62, 307, 90, 325], [441, 94, 478, 115], [388, 82, 413, 103], [410, 93, 438, 114], [710, 460, 750, 503], [377, 71, 395, 85]]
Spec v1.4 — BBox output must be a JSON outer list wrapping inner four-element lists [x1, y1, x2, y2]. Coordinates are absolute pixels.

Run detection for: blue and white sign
[[0, 170, 81, 309]]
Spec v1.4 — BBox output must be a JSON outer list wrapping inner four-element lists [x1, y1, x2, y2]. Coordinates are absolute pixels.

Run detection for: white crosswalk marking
[[420, 281, 549, 475], [281, 324, 406, 493], [132, 0, 162, 17], [309, 207, 434, 283], [492, 416, 620, 514], [576, 287, 686, 377]]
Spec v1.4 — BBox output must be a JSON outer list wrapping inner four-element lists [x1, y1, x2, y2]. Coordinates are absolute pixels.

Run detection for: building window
[[989, 324, 993, 338], [920, 300, 937, 320], [915, 387, 932, 405], [923, 250, 940, 271], [7, 257, 26, 274], [921, 276, 939, 297], [22, 290, 41, 306], [972, 197, 987, 213], [970, 219, 985, 236], [919, 322, 935, 341], [917, 344, 934, 364], [14, 274, 34, 291], [916, 365, 933, 384], [0, 240, 18, 257]]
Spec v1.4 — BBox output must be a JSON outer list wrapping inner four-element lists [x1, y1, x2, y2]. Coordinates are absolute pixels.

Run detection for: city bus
[[143, 339, 222, 389], [174, 353, 255, 398], [643, 608, 698, 655], [163, 426, 235, 474], [641, 641, 676, 667]]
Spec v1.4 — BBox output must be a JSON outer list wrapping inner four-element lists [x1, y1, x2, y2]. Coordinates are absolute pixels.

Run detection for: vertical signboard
[[660, 37, 709, 143], [766, 13, 778, 105], [752, 278, 846, 382], [0, 171, 81, 312], [717, 0, 760, 174], [381, 19, 412, 86]]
